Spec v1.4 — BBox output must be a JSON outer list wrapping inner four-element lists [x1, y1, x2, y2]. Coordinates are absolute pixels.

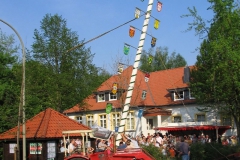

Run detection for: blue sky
[[0, 0, 213, 73]]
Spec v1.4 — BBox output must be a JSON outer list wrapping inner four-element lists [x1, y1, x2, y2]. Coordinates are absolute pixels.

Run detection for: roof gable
[[64, 66, 195, 113], [0, 108, 90, 140]]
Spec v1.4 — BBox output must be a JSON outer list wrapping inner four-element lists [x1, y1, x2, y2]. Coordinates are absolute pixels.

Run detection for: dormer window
[[109, 93, 117, 101], [174, 91, 184, 101], [98, 94, 105, 102]]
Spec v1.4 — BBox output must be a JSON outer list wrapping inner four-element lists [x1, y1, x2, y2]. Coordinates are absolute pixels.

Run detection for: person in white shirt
[[121, 133, 139, 148], [155, 133, 163, 145], [60, 143, 66, 152], [68, 139, 76, 154]]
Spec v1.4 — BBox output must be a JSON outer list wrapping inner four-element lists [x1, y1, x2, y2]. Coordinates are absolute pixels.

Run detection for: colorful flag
[[145, 73, 150, 82], [148, 55, 153, 65], [151, 37, 157, 47], [118, 63, 123, 74], [124, 44, 130, 55], [154, 19, 160, 29], [135, 8, 141, 19], [138, 109, 144, 118], [129, 26, 135, 38], [157, 1, 163, 12], [106, 103, 112, 114], [112, 83, 118, 94]]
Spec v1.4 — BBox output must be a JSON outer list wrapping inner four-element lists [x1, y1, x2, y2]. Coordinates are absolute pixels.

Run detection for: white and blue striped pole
[[116, 0, 154, 143]]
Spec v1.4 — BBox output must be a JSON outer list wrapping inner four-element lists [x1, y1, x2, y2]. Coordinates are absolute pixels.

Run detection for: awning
[[154, 125, 231, 134]]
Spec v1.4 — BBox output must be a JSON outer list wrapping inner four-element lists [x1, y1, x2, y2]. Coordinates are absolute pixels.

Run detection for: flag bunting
[[106, 103, 112, 114], [154, 19, 160, 29], [124, 43, 130, 55], [135, 8, 141, 19], [151, 37, 157, 47], [157, 1, 163, 12], [129, 26, 135, 38], [112, 83, 118, 94]]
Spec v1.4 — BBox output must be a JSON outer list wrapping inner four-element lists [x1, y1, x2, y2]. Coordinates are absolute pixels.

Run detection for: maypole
[[116, 0, 154, 142]]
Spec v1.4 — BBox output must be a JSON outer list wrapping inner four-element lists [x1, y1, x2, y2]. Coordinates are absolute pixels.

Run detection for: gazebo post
[[81, 133, 85, 155], [63, 135, 66, 157], [86, 132, 88, 154]]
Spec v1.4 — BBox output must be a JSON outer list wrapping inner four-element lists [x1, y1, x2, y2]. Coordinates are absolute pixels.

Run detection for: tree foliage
[[139, 46, 187, 72], [0, 29, 20, 133], [30, 14, 110, 112], [186, 0, 240, 138]]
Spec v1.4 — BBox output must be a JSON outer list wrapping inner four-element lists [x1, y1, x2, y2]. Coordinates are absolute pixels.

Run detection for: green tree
[[0, 29, 20, 133], [185, 0, 240, 139], [31, 14, 110, 112], [139, 46, 187, 72]]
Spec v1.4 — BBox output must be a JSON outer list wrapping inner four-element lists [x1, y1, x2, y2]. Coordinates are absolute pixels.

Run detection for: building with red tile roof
[[64, 66, 233, 139], [0, 108, 92, 160]]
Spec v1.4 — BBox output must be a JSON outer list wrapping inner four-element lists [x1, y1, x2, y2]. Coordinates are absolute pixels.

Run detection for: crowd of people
[[60, 132, 238, 159]]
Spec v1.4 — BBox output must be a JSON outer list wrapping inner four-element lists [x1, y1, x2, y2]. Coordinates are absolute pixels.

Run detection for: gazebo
[[0, 108, 92, 160]]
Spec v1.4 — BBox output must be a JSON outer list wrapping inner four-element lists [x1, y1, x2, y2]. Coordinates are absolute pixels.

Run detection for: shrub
[[141, 144, 164, 160], [190, 142, 240, 160]]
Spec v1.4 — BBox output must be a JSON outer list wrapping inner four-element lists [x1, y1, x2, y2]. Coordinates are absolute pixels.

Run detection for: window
[[126, 112, 135, 130], [172, 115, 182, 123], [189, 89, 195, 99], [47, 141, 56, 159], [99, 114, 107, 128], [30, 143, 42, 154], [86, 115, 94, 127], [147, 118, 153, 130], [174, 91, 184, 101], [109, 93, 117, 101], [75, 116, 82, 124], [142, 90, 147, 100], [98, 94, 105, 102], [9, 143, 16, 153], [196, 114, 206, 122], [112, 112, 121, 130], [222, 117, 232, 126]]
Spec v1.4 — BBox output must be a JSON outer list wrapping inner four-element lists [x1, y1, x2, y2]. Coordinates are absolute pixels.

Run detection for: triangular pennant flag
[[112, 83, 118, 94], [118, 63, 123, 74], [124, 44, 130, 55], [135, 8, 141, 19], [154, 19, 160, 29], [106, 103, 112, 114], [129, 26, 135, 38], [157, 1, 163, 12], [145, 73, 150, 82], [148, 55, 153, 65], [151, 37, 157, 47]]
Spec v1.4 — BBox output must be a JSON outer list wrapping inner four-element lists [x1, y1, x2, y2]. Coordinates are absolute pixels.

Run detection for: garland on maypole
[[116, 0, 154, 142]]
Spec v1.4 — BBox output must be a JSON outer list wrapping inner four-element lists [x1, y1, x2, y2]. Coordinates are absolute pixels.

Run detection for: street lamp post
[[0, 19, 26, 160]]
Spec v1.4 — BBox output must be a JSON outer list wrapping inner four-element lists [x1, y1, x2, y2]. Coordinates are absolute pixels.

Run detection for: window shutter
[[105, 92, 109, 101], [82, 116, 87, 125], [117, 91, 121, 100], [184, 90, 189, 100], [171, 92, 174, 100]]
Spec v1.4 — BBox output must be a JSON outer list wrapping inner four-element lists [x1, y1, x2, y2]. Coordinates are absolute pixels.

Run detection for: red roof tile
[[0, 108, 91, 140], [64, 66, 195, 114]]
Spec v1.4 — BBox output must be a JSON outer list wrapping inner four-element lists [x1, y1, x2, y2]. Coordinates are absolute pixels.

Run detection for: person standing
[[68, 139, 76, 154], [179, 137, 190, 160]]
